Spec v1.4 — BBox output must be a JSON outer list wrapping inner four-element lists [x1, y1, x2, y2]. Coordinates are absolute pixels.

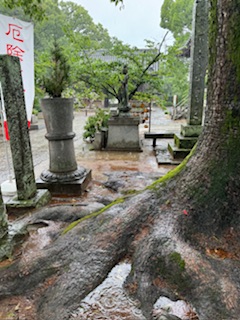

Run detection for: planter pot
[[40, 98, 85, 183]]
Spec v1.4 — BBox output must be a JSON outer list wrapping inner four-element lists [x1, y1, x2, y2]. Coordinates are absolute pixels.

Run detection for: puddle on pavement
[[3, 220, 64, 269], [152, 296, 198, 319], [70, 260, 196, 320], [70, 261, 145, 320]]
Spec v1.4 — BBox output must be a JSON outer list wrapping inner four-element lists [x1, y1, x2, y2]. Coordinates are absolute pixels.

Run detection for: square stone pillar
[[182, 0, 208, 137], [0, 55, 50, 209]]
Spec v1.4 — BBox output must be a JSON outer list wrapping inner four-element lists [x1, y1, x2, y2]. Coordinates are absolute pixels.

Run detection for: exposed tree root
[[0, 183, 239, 320]]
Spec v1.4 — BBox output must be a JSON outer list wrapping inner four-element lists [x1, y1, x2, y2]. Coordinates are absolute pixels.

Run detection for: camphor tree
[[0, 1, 240, 319]]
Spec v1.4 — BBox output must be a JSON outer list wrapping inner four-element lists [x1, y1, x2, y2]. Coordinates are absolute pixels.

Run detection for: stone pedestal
[[106, 115, 142, 152]]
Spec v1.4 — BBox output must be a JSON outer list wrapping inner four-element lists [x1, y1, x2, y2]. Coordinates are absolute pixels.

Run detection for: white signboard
[[0, 14, 34, 139]]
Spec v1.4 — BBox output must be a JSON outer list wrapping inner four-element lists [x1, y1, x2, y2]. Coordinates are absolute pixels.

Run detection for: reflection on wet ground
[[70, 260, 195, 320], [71, 261, 145, 320]]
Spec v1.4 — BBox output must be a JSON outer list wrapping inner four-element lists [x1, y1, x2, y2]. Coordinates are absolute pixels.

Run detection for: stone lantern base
[[106, 114, 142, 152], [36, 169, 92, 196]]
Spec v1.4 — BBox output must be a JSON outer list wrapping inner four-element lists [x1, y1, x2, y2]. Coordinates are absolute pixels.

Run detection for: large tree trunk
[[175, 0, 240, 237], [128, 1, 240, 318], [0, 1, 240, 319]]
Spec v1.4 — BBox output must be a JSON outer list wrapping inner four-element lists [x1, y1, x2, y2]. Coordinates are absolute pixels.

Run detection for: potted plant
[[40, 41, 84, 185]]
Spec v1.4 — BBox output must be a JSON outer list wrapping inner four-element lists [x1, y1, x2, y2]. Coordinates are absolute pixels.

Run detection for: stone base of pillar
[[36, 169, 92, 196], [166, 125, 203, 162], [181, 124, 203, 137], [106, 115, 142, 152], [5, 189, 51, 212]]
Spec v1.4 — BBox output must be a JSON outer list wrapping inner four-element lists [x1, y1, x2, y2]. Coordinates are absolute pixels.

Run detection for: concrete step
[[168, 143, 191, 160], [174, 134, 198, 149]]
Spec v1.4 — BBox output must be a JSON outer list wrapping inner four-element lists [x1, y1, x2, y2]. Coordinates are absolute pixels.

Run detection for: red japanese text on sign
[[5, 23, 24, 42], [6, 44, 25, 61]]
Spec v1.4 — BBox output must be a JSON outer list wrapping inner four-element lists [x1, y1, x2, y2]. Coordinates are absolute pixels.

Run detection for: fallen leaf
[[15, 303, 20, 311], [25, 306, 32, 310]]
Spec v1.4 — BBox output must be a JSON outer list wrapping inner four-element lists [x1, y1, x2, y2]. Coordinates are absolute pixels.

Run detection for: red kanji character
[[5, 24, 23, 42], [6, 44, 25, 61]]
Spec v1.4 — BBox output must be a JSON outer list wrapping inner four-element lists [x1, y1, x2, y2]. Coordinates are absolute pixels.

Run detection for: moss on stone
[[169, 252, 186, 271], [153, 252, 190, 295], [121, 189, 138, 196]]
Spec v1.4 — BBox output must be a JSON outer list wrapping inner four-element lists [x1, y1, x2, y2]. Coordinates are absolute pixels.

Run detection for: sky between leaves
[[66, 0, 174, 48]]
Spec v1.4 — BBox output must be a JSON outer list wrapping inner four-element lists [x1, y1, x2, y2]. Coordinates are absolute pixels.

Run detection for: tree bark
[[174, 0, 240, 237], [0, 190, 7, 240]]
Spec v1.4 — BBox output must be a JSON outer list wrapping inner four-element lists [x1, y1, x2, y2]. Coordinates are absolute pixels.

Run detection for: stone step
[[155, 148, 182, 165], [168, 143, 191, 160], [174, 134, 198, 149]]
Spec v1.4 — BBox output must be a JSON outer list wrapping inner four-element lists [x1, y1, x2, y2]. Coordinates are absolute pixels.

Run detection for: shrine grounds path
[[0, 106, 186, 189]]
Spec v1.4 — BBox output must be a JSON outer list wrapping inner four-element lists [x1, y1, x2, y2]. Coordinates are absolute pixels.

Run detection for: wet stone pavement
[[0, 106, 186, 188]]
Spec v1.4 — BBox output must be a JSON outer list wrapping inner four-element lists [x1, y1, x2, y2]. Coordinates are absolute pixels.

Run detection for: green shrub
[[83, 108, 110, 140]]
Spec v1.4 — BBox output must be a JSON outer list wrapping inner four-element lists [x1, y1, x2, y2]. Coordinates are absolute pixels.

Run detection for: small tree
[[68, 35, 169, 105], [42, 41, 70, 98]]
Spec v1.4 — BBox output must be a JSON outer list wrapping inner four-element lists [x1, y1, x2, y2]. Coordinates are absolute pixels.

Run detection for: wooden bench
[[144, 132, 174, 148]]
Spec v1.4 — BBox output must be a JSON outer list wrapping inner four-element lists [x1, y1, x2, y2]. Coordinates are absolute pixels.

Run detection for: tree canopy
[[1, 0, 45, 20], [0, 0, 190, 106], [160, 0, 194, 44]]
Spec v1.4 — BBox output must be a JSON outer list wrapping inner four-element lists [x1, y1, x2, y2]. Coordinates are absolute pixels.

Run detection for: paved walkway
[[0, 106, 186, 188]]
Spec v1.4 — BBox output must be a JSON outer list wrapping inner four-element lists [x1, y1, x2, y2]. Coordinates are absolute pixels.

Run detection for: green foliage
[[159, 46, 190, 103], [60, 1, 112, 49], [41, 41, 70, 98], [110, 0, 123, 6], [161, 0, 194, 45], [1, 0, 45, 21], [1, 0, 190, 107], [83, 108, 110, 140], [72, 37, 169, 105]]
